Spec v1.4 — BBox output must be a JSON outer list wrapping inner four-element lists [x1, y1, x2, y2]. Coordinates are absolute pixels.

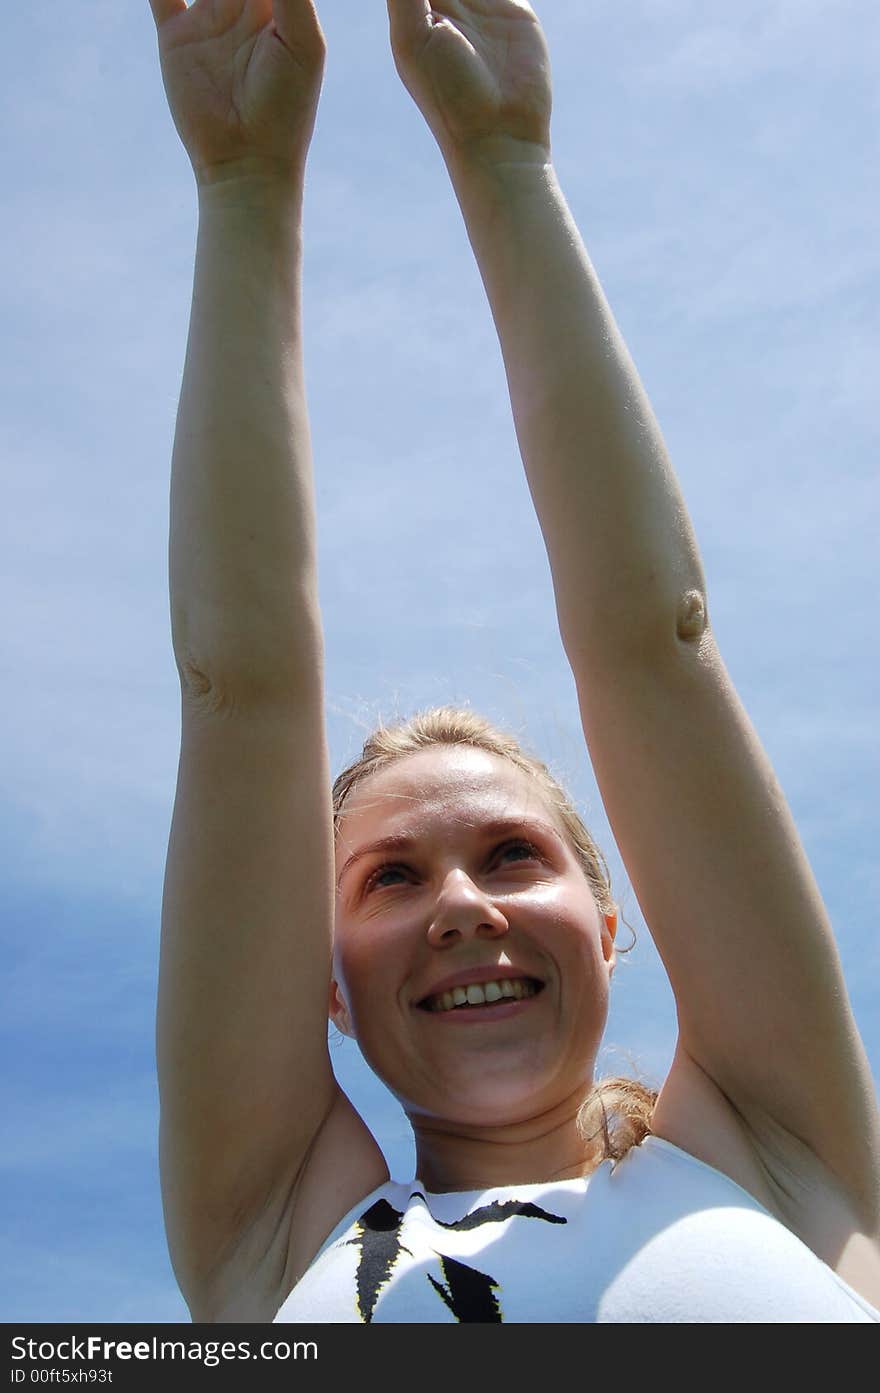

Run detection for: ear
[[602, 908, 618, 976], [329, 978, 355, 1039]]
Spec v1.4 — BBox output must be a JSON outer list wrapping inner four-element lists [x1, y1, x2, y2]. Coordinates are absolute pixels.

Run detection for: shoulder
[[647, 1043, 880, 1310]]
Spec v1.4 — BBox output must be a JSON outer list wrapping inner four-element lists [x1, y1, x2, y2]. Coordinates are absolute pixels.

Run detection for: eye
[[364, 863, 407, 892], [363, 839, 541, 893], [497, 838, 542, 865]]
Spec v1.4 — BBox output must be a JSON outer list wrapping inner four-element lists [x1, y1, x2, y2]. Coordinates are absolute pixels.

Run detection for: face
[[331, 746, 616, 1129]]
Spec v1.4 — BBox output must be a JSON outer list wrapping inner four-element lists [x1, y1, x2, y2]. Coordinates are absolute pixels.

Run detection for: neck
[[407, 1083, 605, 1193]]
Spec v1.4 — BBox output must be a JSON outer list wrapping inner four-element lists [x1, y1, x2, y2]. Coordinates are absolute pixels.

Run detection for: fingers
[[386, 0, 433, 56], [146, 0, 188, 28], [273, 0, 326, 54]]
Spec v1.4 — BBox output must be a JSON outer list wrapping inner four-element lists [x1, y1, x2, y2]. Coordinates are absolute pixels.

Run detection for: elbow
[[561, 584, 713, 673], [674, 588, 708, 644]]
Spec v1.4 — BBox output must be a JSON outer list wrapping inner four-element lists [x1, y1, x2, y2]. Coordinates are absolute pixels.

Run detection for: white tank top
[[273, 1135, 879, 1323]]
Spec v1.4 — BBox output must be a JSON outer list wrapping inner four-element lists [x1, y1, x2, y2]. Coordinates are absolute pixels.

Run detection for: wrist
[[195, 177, 305, 276], [443, 134, 553, 184], [195, 157, 307, 214], [442, 140, 557, 224], [443, 143, 560, 237]]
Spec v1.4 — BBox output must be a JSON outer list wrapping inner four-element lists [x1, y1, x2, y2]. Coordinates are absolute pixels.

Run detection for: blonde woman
[[148, 0, 880, 1322]]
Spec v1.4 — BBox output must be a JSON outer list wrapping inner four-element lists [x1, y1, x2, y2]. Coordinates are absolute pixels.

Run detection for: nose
[[425, 869, 510, 948]]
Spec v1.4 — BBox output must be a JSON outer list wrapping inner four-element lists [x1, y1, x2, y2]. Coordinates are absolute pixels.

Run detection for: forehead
[[337, 746, 557, 844]]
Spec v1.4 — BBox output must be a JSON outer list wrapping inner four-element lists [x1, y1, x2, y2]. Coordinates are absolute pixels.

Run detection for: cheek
[[548, 915, 610, 1002], [332, 924, 410, 1074], [332, 911, 401, 1004]]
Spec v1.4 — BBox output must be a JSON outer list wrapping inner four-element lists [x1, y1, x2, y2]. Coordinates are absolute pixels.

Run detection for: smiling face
[[331, 745, 616, 1131]]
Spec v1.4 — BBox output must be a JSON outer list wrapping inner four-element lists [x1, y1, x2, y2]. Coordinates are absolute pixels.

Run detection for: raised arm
[[150, 0, 387, 1320], [387, 0, 703, 658], [387, 0, 880, 1258]]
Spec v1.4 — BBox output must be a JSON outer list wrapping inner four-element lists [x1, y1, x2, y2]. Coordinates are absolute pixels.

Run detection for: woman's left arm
[[388, 1, 880, 1230]]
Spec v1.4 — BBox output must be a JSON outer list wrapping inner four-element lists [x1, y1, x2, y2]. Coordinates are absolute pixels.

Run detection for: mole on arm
[[675, 589, 708, 643]]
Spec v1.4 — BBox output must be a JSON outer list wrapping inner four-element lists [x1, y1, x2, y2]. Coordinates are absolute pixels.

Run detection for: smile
[[421, 978, 543, 1013]]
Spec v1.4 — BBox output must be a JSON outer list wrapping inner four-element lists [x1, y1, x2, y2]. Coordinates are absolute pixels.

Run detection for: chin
[[397, 1064, 584, 1132]]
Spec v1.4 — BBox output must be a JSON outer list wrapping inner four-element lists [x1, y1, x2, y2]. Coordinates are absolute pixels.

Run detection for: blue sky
[[2, 0, 877, 1322]]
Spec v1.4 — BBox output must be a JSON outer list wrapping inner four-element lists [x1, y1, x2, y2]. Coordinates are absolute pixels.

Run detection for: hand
[[386, 0, 552, 167], [147, 0, 326, 188]]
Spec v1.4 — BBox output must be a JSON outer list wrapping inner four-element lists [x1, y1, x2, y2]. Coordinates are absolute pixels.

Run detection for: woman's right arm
[[149, 0, 388, 1321]]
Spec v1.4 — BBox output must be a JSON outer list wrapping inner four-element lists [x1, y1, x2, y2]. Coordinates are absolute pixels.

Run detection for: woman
[[148, 0, 880, 1321]]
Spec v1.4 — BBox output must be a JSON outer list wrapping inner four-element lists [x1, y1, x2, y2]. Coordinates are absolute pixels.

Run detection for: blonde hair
[[332, 703, 657, 1164]]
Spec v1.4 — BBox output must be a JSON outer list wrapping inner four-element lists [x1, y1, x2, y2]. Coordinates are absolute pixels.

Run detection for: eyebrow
[[336, 816, 562, 890]]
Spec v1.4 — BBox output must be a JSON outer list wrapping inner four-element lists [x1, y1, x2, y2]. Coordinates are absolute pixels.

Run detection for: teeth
[[426, 978, 538, 1012]]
